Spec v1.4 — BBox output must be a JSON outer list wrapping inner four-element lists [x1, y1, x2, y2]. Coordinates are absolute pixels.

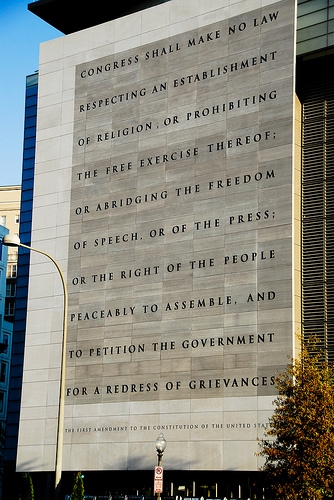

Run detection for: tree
[[258, 338, 334, 500], [70, 472, 85, 500], [18, 473, 34, 500]]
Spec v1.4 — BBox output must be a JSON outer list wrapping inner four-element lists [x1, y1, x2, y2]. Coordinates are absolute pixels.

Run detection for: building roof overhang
[[28, 0, 167, 34]]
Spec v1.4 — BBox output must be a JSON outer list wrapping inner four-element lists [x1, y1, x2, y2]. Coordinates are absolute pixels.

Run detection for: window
[[0, 215, 6, 225], [5, 302, 15, 316], [0, 363, 6, 383], [7, 250, 18, 263], [15, 215, 20, 224], [7, 264, 17, 278], [6, 283, 16, 297], [0, 392, 4, 413]]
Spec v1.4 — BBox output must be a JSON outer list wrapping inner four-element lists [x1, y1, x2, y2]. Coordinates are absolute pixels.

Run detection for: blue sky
[[0, 0, 62, 186]]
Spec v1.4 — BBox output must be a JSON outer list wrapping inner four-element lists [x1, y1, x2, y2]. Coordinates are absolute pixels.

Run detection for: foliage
[[18, 473, 34, 500], [70, 471, 85, 500], [258, 338, 334, 500]]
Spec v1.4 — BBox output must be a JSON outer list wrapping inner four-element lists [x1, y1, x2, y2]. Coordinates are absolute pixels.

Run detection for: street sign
[[154, 466, 163, 493]]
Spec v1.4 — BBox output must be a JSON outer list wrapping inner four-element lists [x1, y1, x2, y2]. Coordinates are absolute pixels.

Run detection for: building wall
[[0, 187, 21, 239], [297, 52, 334, 359], [15, 0, 299, 474]]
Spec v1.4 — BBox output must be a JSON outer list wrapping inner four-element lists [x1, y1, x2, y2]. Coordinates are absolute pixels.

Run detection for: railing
[[67, 496, 266, 500]]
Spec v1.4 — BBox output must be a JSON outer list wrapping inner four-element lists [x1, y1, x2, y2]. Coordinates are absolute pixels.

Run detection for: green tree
[[258, 338, 334, 500], [70, 471, 85, 500], [18, 473, 34, 500]]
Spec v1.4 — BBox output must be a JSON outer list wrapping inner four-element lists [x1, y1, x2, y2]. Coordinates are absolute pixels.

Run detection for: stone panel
[[17, 0, 297, 473]]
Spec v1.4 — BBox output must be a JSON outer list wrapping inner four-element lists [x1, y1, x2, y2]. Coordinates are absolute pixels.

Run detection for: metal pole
[[18, 242, 68, 497], [157, 450, 163, 500]]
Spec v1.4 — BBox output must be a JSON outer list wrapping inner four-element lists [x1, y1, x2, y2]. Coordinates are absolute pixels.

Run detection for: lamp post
[[3, 234, 68, 497], [154, 433, 167, 500]]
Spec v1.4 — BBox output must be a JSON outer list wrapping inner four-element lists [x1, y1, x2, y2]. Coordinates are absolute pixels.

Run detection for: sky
[[0, 0, 62, 186]]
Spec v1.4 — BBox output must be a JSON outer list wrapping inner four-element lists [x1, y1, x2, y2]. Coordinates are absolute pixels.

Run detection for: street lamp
[[3, 234, 68, 497], [155, 433, 167, 466], [154, 433, 166, 500]]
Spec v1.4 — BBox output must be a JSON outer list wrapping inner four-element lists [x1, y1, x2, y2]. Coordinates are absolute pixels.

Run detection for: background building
[[0, 224, 13, 499], [0, 187, 20, 496], [2, 0, 334, 499], [3, 74, 36, 499], [296, 0, 334, 361], [0, 186, 21, 322]]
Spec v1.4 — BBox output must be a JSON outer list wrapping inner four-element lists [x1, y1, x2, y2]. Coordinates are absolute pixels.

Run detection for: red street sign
[[154, 466, 164, 493]]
